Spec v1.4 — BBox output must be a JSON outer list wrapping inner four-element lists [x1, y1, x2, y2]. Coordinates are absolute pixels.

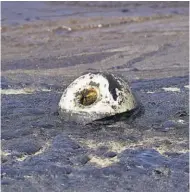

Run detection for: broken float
[[58, 72, 138, 124]]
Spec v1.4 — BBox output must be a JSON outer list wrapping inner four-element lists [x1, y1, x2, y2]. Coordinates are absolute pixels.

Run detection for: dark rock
[[104, 151, 117, 158], [80, 155, 91, 165], [131, 67, 139, 71], [1, 157, 8, 163], [153, 167, 171, 177], [163, 140, 172, 145], [25, 17, 30, 21], [95, 146, 109, 156], [164, 152, 182, 157], [41, 124, 54, 129], [175, 110, 188, 117], [121, 9, 129, 12], [52, 111, 59, 116]]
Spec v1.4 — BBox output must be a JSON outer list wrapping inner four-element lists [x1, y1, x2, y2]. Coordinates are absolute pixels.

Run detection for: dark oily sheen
[[58, 72, 137, 124]]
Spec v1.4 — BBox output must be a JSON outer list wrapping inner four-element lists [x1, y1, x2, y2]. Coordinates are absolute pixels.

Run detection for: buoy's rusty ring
[[76, 87, 98, 106], [58, 72, 137, 124]]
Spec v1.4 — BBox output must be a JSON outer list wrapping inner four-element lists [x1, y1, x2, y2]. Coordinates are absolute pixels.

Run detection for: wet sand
[[1, 2, 189, 192]]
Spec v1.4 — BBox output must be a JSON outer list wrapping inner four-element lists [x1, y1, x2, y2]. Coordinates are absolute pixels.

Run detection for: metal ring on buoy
[[58, 72, 137, 124]]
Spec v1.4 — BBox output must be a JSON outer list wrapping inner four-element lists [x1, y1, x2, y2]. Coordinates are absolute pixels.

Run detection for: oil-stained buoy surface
[[59, 72, 137, 124]]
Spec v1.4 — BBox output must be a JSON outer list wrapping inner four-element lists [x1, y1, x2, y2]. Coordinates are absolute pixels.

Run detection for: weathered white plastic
[[58, 73, 137, 124]]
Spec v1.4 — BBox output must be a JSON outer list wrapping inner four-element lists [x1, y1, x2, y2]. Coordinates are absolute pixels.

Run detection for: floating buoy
[[58, 72, 137, 124]]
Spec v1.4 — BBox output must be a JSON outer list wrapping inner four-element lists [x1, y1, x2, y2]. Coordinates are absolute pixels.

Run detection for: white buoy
[[58, 72, 137, 124]]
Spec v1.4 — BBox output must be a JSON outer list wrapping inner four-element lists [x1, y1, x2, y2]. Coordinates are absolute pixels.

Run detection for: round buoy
[[58, 72, 137, 124]]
